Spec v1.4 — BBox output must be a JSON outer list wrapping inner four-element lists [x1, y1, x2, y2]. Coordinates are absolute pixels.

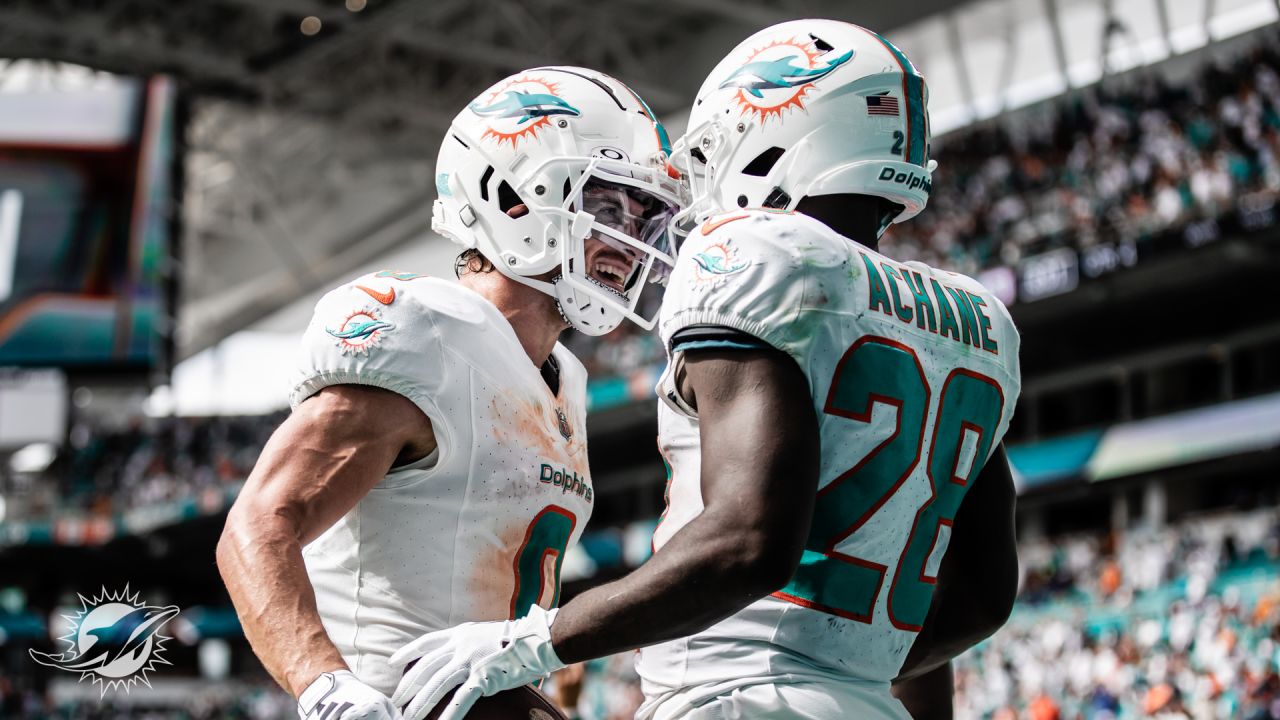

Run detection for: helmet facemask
[[458, 147, 683, 336], [431, 66, 687, 336], [537, 158, 683, 335]]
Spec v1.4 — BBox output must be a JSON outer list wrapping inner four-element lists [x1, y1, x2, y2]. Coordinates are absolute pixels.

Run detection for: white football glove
[[389, 605, 565, 720], [297, 670, 402, 720]]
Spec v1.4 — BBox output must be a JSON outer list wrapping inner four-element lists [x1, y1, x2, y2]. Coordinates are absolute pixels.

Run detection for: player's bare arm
[[550, 347, 820, 660], [894, 444, 1019, 683], [216, 385, 434, 697]]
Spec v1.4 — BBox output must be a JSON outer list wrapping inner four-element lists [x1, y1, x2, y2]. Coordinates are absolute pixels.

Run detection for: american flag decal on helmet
[[866, 93, 900, 116]]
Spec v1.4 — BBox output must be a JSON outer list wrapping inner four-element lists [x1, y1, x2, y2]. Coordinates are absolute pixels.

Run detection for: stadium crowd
[[953, 509, 1280, 720], [0, 413, 281, 521], [0, 682, 293, 719], [881, 27, 1280, 276]]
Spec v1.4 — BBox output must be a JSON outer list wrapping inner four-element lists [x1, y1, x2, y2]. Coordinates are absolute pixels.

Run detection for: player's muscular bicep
[[682, 348, 820, 584], [218, 384, 432, 696], [241, 385, 435, 544]]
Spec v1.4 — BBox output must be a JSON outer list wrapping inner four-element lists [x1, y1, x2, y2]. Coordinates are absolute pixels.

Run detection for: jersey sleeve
[[659, 211, 829, 363], [668, 325, 773, 353], [289, 272, 447, 420]]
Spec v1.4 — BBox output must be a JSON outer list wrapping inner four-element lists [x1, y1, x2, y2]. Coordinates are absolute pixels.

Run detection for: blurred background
[[0, 0, 1278, 718]]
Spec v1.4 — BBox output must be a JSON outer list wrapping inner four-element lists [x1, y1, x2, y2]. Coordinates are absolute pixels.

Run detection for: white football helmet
[[674, 20, 936, 237], [434, 67, 686, 335]]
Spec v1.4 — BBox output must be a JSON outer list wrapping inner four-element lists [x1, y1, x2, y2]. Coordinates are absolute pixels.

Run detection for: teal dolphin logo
[[720, 49, 854, 98], [29, 587, 180, 696], [327, 307, 395, 355], [327, 319, 392, 341], [470, 90, 581, 124], [691, 241, 749, 283], [693, 252, 748, 275]]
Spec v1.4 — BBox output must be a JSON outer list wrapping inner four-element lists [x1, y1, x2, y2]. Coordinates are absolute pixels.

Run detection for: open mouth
[[586, 248, 636, 293], [589, 258, 632, 292]]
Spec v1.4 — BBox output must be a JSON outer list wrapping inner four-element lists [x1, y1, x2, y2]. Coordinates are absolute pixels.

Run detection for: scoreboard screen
[[0, 74, 178, 372]]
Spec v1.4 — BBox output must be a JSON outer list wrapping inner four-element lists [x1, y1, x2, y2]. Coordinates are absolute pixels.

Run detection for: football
[[424, 684, 570, 720]]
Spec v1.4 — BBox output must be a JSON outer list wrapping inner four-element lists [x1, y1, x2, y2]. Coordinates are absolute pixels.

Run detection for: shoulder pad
[[290, 271, 465, 416]]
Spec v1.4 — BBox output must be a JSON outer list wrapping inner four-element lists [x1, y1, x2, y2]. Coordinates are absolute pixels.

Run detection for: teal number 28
[[774, 336, 1004, 631], [510, 505, 577, 619]]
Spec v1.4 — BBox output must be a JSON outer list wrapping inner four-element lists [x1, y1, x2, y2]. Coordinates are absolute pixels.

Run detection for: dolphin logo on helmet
[[672, 21, 935, 236], [469, 90, 582, 124], [718, 49, 853, 98]]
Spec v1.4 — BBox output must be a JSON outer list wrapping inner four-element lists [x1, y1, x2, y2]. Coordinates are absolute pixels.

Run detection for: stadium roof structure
[[0, 0, 980, 358]]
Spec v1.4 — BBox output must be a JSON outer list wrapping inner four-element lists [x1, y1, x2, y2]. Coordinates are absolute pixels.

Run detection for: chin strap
[[549, 274, 573, 326]]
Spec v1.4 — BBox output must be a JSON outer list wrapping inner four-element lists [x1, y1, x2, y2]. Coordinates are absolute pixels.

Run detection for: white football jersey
[[291, 271, 594, 696], [636, 211, 1021, 709]]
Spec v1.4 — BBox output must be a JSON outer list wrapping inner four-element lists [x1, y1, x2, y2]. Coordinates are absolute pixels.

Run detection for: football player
[[391, 20, 1022, 720], [216, 67, 684, 720]]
